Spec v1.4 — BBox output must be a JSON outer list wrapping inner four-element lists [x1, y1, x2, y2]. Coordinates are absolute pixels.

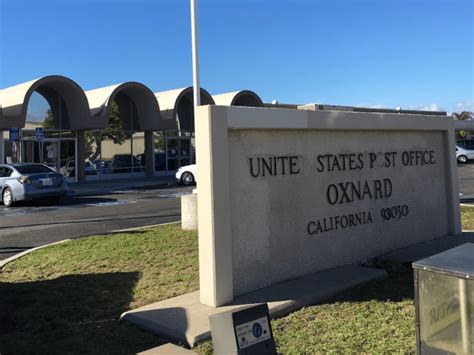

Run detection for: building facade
[[0, 75, 264, 182]]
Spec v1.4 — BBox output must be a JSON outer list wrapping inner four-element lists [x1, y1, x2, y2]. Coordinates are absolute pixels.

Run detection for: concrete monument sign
[[196, 105, 461, 307]]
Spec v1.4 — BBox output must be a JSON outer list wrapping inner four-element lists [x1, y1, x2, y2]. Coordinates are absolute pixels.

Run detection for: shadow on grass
[[329, 263, 414, 304], [0, 272, 166, 354]]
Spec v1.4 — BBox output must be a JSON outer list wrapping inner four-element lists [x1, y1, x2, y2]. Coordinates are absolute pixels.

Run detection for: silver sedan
[[0, 163, 68, 207], [456, 145, 474, 164]]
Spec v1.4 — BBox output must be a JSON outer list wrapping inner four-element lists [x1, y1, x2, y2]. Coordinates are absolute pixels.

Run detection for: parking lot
[[0, 185, 193, 261], [1, 162, 473, 262], [457, 161, 474, 199]]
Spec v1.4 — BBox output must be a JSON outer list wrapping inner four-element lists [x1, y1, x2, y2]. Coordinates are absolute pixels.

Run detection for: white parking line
[[84, 200, 136, 207], [158, 192, 192, 199]]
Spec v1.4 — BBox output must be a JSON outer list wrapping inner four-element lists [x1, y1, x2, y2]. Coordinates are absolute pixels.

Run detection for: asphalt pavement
[[2, 163, 474, 262], [0, 183, 193, 261], [457, 161, 474, 201]]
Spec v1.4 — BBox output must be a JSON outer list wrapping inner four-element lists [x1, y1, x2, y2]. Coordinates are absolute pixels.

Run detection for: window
[[15, 164, 54, 174], [459, 140, 474, 150], [0, 167, 12, 177]]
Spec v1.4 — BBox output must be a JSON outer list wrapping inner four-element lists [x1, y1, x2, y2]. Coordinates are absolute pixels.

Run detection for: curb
[[0, 239, 71, 270], [0, 221, 181, 270], [69, 181, 176, 198], [109, 221, 181, 233]]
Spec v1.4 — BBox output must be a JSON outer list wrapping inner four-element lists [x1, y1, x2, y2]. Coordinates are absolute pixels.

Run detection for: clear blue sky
[[1, 0, 473, 114]]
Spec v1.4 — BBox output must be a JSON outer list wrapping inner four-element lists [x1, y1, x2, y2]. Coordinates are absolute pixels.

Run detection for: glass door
[[42, 140, 60, 171], [60, 139, 76, 183], [20, 138, 60, 172], [21, 139, 39, 164], [166, 137, 178, 171], [179, 138, 191, 166], [4, 140, 21, 164]]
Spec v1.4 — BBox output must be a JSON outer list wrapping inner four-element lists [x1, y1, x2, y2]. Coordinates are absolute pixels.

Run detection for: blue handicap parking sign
[[35, 128, 44, 142], [9, 128, 21, 142]]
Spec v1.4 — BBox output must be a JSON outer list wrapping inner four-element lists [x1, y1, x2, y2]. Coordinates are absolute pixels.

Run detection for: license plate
[[42, 178, 53, 186]]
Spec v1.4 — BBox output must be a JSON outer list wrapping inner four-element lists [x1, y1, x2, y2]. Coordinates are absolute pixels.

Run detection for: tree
[[102, 101, 127, 145], [42, 109, 55, 129], [84, 101, 129, 161], [453, 111, 473, 121], [453, 111, 473, 139]]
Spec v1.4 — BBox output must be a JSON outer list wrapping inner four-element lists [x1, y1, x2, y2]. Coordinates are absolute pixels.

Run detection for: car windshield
[[14, 164, 54, 174]]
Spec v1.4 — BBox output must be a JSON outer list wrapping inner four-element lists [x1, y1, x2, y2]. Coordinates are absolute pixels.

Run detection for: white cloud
[[357, 103, 445, 112], [356, 103, 390, 109], [407, 103, 445, 112], [454, 100, 474, 112]]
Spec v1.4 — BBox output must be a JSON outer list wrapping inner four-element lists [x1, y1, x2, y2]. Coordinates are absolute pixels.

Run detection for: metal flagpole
[[190, 0, 201, 108]]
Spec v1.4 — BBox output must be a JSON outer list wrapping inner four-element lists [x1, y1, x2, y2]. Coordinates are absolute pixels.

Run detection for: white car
[[456, 145, 474, 164], [176, 164, 197, 185]]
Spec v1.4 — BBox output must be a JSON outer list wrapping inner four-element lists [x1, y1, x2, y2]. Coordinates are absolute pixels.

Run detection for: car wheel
[[2, 188, 13, 207], [181, 172, 195, 185], [458, 155, 468, 164]]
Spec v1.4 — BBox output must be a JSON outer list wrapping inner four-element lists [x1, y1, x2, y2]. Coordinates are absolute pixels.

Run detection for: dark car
[[110, 154, 143, 173], [135, 152, 166, 171]]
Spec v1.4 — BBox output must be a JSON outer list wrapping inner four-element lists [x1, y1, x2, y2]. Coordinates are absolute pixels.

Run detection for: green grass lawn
[[461, 204, 474, 230], [0, 224, 199, 354], [1, 208, 473, 354]]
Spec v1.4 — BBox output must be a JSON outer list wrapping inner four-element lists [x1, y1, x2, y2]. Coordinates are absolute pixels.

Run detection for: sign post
[[35, 128, 44, 163], [8, 128, 21, 163], [190, 0, 201, 108], [35, 128, 44, 143]]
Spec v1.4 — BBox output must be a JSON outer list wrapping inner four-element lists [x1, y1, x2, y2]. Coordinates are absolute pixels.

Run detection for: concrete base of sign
[[121, 264, 387, 348], [379, 232, 474, 264], [138, 343, 197, 354], [181, 194, 198, 230]]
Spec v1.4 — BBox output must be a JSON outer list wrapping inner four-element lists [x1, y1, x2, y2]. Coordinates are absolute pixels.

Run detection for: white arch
[[85, 82, 173, 131], [213, 90, 263, 107], [0, 75, 103, 130], [155, 87, 215, 131]]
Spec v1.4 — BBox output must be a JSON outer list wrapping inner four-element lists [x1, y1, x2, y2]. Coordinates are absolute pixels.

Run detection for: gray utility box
[[413, 243, 474, 354], [209, 303, 277, 355]]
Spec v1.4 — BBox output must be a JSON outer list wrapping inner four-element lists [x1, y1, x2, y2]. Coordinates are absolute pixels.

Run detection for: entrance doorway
[[21, 138, 60, 171], [20, 137, 76, 182], [1, 131, 77, 183], [153, 131, 194, 176]]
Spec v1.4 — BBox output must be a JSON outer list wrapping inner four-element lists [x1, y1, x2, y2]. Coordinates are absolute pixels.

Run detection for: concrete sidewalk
[[68, 176, 177, 197]]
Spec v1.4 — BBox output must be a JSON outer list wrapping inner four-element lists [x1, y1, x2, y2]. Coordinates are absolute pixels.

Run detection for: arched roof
[[0, 75, 100, 130], [212, 90, 263, 107], [85, 82, 172, 131], [155, 87, 215, 131]]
